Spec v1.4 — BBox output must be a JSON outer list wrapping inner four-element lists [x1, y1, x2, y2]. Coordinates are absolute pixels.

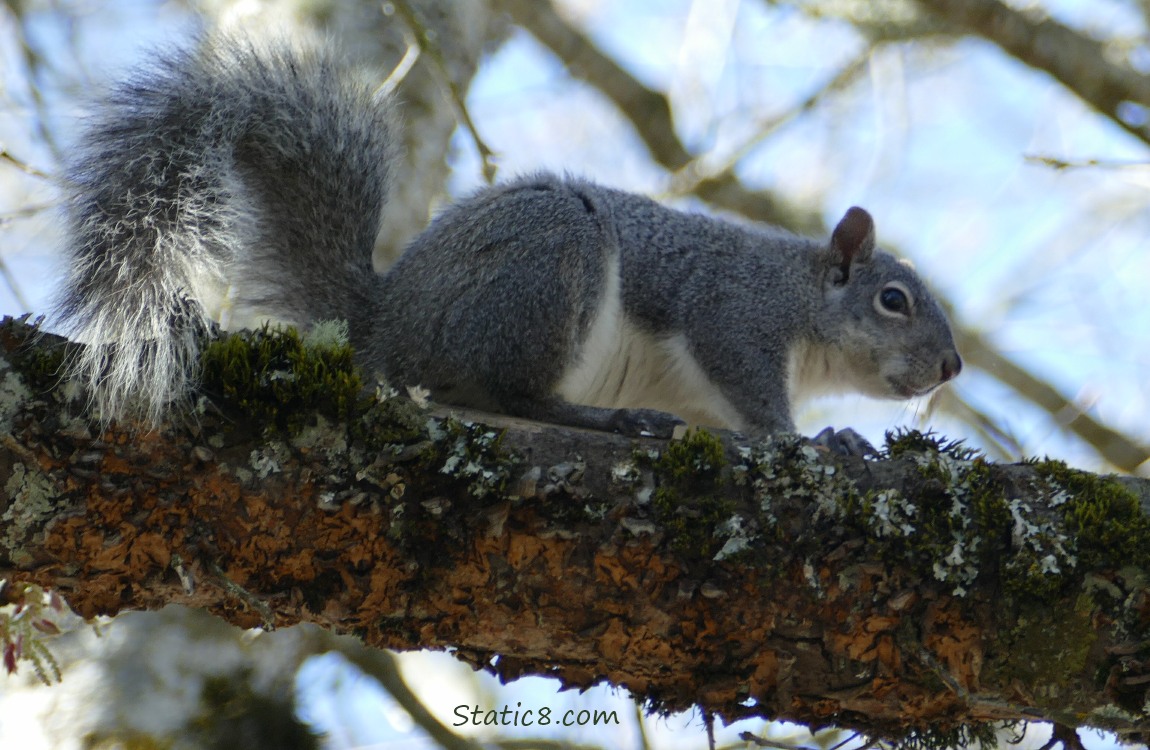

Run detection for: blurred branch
[[494, 0, 827, 234], [761, 0, 948, 41], [0, 148, 52, 182], [306, 630, 486, 750], [315, 628, 617, 749], [0, 148, 47, 313], [2, 3, 63, 161], [0, 202, 55, 220], [498, 0, 686, 166], [1024, 154, 1150, 171], [633, 700, 652, 750], [911, 0, 1150, 148], [932, 387, 1024, 464], [668, 49, 873, 199], [773, 0, 1150, 146], [955, 326, 1150, 473], [390, 0, 500, 183]]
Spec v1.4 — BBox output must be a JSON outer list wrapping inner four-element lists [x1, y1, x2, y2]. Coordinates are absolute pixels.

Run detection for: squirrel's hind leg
[[500, 395, 684, 439]]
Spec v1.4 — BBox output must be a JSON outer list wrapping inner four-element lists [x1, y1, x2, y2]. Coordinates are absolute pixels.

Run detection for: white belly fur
[[555, 257, 744, 430]]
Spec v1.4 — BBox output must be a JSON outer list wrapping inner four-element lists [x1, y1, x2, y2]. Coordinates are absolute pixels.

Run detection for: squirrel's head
[[814, 207, 962, 402]]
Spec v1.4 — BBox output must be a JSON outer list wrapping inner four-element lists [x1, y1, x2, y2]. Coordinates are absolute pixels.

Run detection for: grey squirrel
[[55, 33, 961, 438]]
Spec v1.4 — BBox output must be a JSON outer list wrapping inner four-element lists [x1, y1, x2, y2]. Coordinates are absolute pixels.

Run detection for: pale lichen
[[737, 435, 855, 528], [2, 463, 60, 567], [0, 364, 31, 435], [249, 442, 291, 480], [712, 514, 751, 562], [434, 419, 514, 499]]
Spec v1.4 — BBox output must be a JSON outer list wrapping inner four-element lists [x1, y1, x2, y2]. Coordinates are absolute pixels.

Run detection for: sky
[[0, 0, 1147, 748]]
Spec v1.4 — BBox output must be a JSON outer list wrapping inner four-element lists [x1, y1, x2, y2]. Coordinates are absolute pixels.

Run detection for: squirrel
[[54, 33, 961, 439]]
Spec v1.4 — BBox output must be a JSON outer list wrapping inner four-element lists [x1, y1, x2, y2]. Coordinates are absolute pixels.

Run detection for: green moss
[[855, 446, 1010, 597], [650, 491, 738, 556], [0, 316, 67, 394], [883, 428, 980, 462], [854, 430, 1097, 603], [647, 429, 735, 556], [352, 390, 429, 449], [199, 324, 365, 430], [988, 593, 1096, 699], [1032, 459, 1150, 572], [655, 428, 727, 480]]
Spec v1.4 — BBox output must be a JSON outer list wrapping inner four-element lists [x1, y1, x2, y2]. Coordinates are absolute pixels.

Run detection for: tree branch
[[911, 0, 1150, 147], [954, 326, 1150, 473], [2, 319, 1150, 741], [303, 628, 485, 750], [494, 0, 827, 234]]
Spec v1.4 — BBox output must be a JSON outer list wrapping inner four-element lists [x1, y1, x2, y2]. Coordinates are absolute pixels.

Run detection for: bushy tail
[[54, 32, 397, 425]]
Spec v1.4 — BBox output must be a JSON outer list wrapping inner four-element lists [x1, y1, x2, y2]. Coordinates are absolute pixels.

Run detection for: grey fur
[[56, 34, 961, 435], [56, 33, 395, 424]]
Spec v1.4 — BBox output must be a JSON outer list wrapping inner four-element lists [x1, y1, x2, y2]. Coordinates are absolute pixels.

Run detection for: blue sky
[[0, 1, 1146, 747]]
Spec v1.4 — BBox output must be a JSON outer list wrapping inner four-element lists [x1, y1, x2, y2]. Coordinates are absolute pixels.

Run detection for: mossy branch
[[2, 317, 1150, 743]]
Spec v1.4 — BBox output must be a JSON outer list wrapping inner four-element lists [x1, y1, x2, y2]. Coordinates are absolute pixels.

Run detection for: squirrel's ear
[[828, 207, 875, 283]]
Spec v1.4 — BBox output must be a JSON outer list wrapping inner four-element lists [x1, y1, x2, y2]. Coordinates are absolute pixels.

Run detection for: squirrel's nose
[[940, 350, 962, 382]]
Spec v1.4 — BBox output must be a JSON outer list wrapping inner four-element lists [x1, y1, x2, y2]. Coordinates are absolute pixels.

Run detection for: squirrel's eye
[[878, 286, 910, 315]]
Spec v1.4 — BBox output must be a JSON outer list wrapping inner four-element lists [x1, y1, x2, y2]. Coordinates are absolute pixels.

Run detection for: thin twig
[[668, 50, 873, 198], [388, 0, 499, 183], [310, 630, 485, 750], [826, 730, 867, 750], [955, 325, 1150, 472], [6, 11, 63, 161], [375, 24, 422, 99], [0, 148, 52, 181], [205, 559, 275, 629], [737, 730, 810, 749], [1024, 154, 1150, 171], [933, 388, 1024, 463], [633, 700, 652, 750], [496, 0, 826, 232]]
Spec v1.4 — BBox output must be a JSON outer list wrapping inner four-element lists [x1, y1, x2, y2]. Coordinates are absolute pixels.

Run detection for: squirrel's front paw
[[608, 408, 685, 439], [811, 426, 877, 457]]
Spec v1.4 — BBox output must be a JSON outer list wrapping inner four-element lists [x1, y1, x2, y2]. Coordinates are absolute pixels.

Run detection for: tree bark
[[2, 317, 1149, 742]]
